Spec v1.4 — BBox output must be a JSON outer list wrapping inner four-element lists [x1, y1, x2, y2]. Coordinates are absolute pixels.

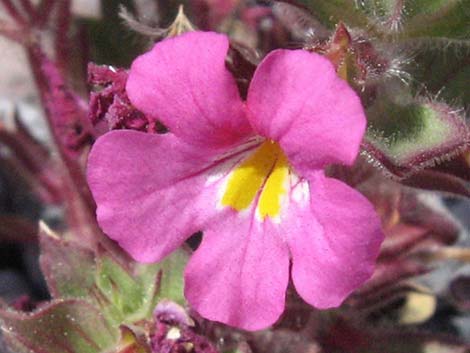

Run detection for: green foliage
[[366, 100, 461, 158], [0, 225, 189, 353], [157, 249, 187, 303], [368, 101, 430, 145], [301, 0, 470, 40], [365, 97, 468, 177], [299, 0, 369, 28], [94, 248, 187, 325], [411, 45, 470, 109], [95, 254, 159, 324], [401, 0, 470, 39], [299, 0, 469, 180], [40, 229, 96, 299], [40, 224, 187, 324]]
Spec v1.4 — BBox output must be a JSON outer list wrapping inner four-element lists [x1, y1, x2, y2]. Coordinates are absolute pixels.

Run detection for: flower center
[[221, 140, 290, 220]]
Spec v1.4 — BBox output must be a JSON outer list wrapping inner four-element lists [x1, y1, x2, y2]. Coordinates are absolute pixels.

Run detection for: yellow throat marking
[[221, 141, 289, 220]]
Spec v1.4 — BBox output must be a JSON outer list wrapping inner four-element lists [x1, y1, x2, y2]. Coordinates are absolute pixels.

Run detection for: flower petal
[[126, 31, 252, 148], [286, 172, 383, 308], [87, 130, 233, 262], [247, 49, 366, 177], [184, 211, 290, 330]]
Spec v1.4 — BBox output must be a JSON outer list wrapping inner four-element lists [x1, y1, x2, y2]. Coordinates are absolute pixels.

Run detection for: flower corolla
[[87, 31, 384, 330]]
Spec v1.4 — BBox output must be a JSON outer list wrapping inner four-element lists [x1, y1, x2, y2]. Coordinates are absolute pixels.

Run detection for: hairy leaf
[[95, 248, 188, 324], [39, 223, 96, 299], [408, 45, 470, 110], [300, 0, 369, 28], [401, 0, 470, 39], [0, 299, 118, 353], [39, 222, 188, 325], [356, 0, 409, 32], [364, 98, 469, 179]]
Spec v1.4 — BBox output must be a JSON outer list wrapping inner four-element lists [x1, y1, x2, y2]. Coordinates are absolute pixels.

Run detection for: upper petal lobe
[[247, 49, 366, 178], [126, 31, 252, 148]]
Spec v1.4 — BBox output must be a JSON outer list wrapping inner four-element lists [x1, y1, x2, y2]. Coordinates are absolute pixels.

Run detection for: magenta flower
[[87, 31, 384, 330]]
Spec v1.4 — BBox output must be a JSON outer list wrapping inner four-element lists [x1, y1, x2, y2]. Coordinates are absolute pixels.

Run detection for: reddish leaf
[[39, 223, 96, 299], [0, 299, 118, 353]]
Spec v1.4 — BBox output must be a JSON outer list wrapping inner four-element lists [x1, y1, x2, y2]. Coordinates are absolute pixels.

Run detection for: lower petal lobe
[[285, 171, 384, 308], [184, 209, 290, 330], [87, 130, 227, 263]]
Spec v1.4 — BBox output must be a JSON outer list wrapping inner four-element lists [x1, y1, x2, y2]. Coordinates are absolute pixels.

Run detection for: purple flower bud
[[151, 301, 219, 353], [87, 63, 152, 133]]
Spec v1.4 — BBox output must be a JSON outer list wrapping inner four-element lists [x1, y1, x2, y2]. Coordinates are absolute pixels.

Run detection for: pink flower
[[87, 31, 384, 330]]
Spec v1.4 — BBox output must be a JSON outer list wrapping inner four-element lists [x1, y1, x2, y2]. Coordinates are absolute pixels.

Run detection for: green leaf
[[299, 0, 370, 28], [5, 224, 188, 352], [95, 249, 188, 325], [355, 0, 407, 29], [39, 222, 96, 299], [38, 222, 188, 326], [0, 299, 119, 353], [409, 45, 470, 110], [364, 97, 469, 178], [95, 254, 156, 323], [400, 0, 470, 39], [345, 0, 469, 39], [157, 249, 187, 304]]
